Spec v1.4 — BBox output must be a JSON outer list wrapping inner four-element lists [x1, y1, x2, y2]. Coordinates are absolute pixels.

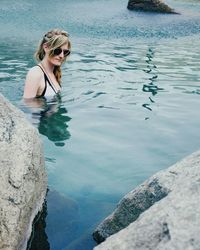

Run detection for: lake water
[[0, 0, 200, 249]]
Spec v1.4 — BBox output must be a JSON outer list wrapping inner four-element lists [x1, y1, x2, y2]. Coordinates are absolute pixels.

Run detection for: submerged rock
[[93, 150, 200, 249], [28, 189, 79, 250], [127, 0, 178, 13], [0, 94, 47, 250], [93, 179, 169, 243], [45, 189, 79, 249]]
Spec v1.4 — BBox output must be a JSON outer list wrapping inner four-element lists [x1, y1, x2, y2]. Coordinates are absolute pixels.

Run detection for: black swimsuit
[[37, 65, 59, 97]]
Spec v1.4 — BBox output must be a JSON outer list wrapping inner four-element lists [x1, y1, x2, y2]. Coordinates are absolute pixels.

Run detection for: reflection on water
[[142, 47, 163, 113], [22, 95, 71, 147], [38, 105, 71, 147]]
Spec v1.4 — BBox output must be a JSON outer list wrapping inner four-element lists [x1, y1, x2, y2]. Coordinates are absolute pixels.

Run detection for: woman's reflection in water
[[23, 95, 71, 249], [23, 94, 71, 147]]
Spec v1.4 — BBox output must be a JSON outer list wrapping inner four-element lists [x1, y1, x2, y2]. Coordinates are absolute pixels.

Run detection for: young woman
[[23, 29, 71, 99]]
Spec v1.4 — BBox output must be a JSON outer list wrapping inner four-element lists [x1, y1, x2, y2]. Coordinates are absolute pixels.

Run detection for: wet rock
[[0, 94, 47, 250], [93, 151, 200, 249], [127, 0, 178, 13]]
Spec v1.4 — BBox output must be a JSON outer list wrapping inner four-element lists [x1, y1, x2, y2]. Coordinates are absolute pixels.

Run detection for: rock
[[127, 0, 178, 13], [0, 94, 47, 250], [93, 180, 169, 243], [93, 150, 200, 250]]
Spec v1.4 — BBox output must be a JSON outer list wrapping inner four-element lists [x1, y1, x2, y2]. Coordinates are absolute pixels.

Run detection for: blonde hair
[[34, 29, 71, 84]]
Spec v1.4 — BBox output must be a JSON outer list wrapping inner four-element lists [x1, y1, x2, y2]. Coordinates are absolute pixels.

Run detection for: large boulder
[[93, 150, 200, 249], [0, 94, 47, 250], [127, 0, 178, 13]]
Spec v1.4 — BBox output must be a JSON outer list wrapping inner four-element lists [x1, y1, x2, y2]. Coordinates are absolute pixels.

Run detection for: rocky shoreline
[[0, 94, 47, 250], [93, 150, 200, 249]]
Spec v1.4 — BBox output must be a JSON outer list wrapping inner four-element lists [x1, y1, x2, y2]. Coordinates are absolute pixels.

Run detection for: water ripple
[[0, 72, 12, 78]]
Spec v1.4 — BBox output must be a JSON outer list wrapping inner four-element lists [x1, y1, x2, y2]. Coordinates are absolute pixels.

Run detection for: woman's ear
[[43, 43, 49, 53]]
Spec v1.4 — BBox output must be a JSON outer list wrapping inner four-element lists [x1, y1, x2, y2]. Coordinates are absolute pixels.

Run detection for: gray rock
[[0, 94, 47, 250], [93, 150, 200, 249], [127, 0, 178, 13]]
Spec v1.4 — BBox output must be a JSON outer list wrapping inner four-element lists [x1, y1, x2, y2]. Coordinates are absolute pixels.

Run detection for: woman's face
[[45, 43, 70, 66]]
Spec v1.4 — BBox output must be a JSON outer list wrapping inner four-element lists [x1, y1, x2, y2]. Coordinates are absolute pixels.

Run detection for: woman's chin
[[53, 61, 62, 66]]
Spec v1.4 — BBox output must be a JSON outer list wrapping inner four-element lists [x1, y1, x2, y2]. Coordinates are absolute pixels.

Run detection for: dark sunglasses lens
[[53, 48, 62, 55], [53, 48, 70, 57], [63, 50, 70, 56]]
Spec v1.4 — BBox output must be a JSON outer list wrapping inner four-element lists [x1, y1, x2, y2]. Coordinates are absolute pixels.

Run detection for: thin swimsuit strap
[[37, 64, 57, 96]]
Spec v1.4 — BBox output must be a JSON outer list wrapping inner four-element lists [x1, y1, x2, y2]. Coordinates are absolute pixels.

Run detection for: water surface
[[0, 0, 200, 249]]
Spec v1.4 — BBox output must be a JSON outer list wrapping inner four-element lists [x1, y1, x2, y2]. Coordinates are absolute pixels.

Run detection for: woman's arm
[[23, 67, 42, 99]]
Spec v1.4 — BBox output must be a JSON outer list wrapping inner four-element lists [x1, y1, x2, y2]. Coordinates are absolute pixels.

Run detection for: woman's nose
[[59, 52, 64, 58]]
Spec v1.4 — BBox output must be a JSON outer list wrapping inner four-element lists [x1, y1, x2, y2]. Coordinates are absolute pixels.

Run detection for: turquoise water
[[1, 0, 200, 249]]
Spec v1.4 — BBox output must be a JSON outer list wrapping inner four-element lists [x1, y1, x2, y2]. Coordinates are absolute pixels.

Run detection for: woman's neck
[[40, 58, 54, 73]]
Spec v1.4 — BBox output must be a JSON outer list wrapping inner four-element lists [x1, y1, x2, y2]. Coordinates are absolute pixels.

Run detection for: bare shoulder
[[26, 65, 43, 80], [23, 65, 44, 98]]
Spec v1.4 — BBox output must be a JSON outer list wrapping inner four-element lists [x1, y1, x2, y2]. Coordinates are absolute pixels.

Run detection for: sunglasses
[[53, 48, 71, 57]]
